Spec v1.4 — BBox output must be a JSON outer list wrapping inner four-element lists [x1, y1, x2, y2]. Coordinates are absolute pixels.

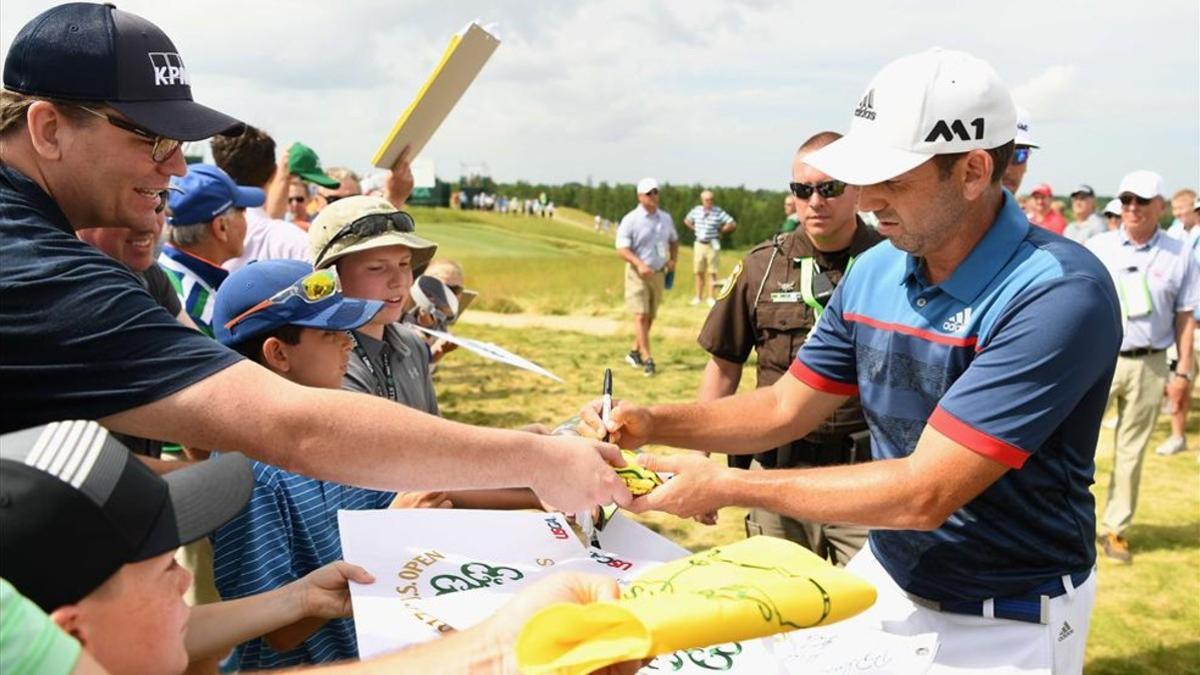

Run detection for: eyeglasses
[[315, 211, 416, 263], [288, 196, 307, 204], [642, 189, 659, 196], [1010, 147, 1031, 166], [1118, 194, 1152, 207], [789, 180, 847, 200], [73, 105, 181, 163], [223, 268, 341, 332]]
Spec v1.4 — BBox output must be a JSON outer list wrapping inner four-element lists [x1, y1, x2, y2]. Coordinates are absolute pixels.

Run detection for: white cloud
[[1011, 65, 1079, 122]]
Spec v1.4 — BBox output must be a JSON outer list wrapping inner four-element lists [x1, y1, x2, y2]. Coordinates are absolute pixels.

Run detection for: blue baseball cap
[[3, 3, 243, 141], [168, 164, 265, 226], [213, 260, 383, 347]]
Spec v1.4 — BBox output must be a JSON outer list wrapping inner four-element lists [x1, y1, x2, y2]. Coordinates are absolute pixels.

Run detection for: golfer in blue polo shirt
[[580, 49, 1120, 674]]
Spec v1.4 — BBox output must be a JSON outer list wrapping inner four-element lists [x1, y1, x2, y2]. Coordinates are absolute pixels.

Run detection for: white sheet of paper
[[411, 158, 436, 189], [770, 627, 939, 674], [339, 509, 686, 659], [411, 324, 562, 382]]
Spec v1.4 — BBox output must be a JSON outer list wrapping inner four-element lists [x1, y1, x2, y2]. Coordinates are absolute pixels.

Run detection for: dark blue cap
[[168, 164, 264, 226], [3, 3, 243, 141], [213, 260, 383, 347]]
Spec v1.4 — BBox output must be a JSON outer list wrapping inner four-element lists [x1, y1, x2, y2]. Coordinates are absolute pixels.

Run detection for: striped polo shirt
[[211, 460, 394, 669], [685, 205, 733, 242], [791, 193, 1122, 602], [157, 245, 228, 337]]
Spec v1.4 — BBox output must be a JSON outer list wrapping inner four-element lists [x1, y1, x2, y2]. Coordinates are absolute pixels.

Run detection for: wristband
[[1174, 371, 1192, 382]]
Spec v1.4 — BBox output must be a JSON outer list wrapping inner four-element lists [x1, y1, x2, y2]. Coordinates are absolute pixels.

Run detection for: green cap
[[288, 142, 340, 189]]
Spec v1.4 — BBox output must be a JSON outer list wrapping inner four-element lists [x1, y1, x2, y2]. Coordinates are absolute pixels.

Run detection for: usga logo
[[148, 52, 190, 86], [544, 517, 569, 540]]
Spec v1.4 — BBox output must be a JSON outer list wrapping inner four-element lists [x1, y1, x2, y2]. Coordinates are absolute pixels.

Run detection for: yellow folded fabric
[[516, 536, 876, 674], [614, 450, 663, 496]]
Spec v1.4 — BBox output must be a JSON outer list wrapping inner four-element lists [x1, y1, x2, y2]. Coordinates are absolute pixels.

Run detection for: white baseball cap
[[1103, 198, 1122, 216], [806, 48, 1016, 186], [637, 177, 660, 195], [1014, 106, 1039, 148], [1116, 170, 1165, 199]]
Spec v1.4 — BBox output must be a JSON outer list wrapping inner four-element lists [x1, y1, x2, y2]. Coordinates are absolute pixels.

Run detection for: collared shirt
[[1166, 221, 1200, 248], [1086, 227, 1199, 351], [699, 220, 882, 447], [344, 324, 439, 416], [158, 245, 230, 337], [211, 460, 394, 669], [1030, 210, 1067, 235], [616, 205, 677, 271], [685, 204, 734, 242], [793, 192, 1122, 602], [223, 206, 311, 273], [1062, 213, 1106, 244], [0, 164, 240, 433]]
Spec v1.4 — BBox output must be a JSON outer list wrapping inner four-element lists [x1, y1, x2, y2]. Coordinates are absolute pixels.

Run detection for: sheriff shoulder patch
[[716, 261, 743, 301]]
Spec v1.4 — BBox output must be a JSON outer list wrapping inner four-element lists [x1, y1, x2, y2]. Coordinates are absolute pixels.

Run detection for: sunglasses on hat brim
[[315, 211, 417, 264], [223, 268, 341, 333]]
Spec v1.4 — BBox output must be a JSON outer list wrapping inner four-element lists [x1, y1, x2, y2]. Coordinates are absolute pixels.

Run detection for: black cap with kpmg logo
[[0, 421, 252, 612], [2, 2, 244, 141]]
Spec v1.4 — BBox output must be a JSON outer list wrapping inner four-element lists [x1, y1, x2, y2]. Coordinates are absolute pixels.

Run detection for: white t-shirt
[[223, 206, 311, 272]]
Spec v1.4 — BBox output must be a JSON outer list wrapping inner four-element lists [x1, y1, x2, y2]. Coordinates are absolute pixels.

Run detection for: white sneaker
[[706, 297, 716, 308], [689, 297, 701, 306], [1155, 436, 1187, 456]]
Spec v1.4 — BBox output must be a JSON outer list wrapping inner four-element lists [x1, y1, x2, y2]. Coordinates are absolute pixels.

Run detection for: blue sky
[[3, 0, 1197, 196]]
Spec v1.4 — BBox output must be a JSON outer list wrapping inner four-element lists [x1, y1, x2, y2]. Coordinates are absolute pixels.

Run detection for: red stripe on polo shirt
[[929, 406, 1030, 469], [844, 313, 978, 349], [788, 359, 859, 396]]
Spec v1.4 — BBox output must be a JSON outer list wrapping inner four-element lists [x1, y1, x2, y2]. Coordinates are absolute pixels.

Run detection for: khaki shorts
[[693, 240, 719, 274], [625, 265, 665, 317]]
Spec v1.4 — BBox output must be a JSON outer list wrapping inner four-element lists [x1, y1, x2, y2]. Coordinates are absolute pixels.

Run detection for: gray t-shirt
[[344, 324, 439, 416], [1062, 213, 1106, 244]]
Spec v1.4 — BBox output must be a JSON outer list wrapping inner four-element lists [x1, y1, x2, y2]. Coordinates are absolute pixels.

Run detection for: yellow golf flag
[[516, 536, 877, 674]]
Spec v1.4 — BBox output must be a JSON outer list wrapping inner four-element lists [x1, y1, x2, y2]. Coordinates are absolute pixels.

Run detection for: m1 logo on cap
[[148, 52, 190, 87], [854, 89, 876, 121], [925, 118, 985, 143]]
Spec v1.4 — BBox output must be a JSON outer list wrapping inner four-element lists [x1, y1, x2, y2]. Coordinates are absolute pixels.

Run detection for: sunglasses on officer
[[73, 105, 182, 164], [1010, 147, 1032, 166], [314, 211, 417, 263], [223, 268, 341, 332], [789, 180, 847, 201], [1118, 193, 1152, 207]]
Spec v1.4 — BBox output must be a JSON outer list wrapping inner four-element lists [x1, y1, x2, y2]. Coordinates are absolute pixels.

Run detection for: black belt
[[775, 431, 871, 468], [697, 238, 714, 244], [1119, 347, 1165, 358]]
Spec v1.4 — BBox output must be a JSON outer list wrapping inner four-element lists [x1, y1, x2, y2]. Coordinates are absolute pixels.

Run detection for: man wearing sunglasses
[[696, 130, 882, 566], [581, 49, 1123, 673], [1, 1, 630, 530], [1001, 106, 1038, 196], [1085, 170, 1198, 563]]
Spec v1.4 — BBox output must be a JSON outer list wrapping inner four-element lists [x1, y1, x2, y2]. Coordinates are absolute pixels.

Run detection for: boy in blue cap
[[208, 259, 393, 669], [159, 163, 265, 336]]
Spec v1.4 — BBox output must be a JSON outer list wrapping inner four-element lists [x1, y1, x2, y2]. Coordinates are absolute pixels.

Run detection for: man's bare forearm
[[1176, 311, 1195, 374], [697, 357, 742, 402], [617, 247, 643, 268]]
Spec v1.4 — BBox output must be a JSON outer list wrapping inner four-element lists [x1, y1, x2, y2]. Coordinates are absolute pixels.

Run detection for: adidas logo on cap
[[854, 89, 876, 121]]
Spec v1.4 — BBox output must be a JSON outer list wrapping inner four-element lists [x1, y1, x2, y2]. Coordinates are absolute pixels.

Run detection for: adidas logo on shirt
[[942, 307, 973, 333], [854, 89, 876, 121]]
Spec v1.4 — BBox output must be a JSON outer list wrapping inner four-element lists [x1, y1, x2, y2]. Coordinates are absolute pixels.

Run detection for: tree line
[[493, 180, 791, 248]]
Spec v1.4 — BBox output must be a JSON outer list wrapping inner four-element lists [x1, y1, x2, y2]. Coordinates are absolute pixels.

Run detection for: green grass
[[417, 207, 1198, 673]]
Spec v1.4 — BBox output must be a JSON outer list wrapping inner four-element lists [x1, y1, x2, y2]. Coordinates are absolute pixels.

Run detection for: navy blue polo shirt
[[0, 164, 242, 433], [791, 192, 1121, 602]]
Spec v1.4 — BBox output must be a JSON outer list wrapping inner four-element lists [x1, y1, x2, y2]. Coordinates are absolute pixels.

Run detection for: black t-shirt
[[141, 263, 182, 318], [0, 164, 242, 433]]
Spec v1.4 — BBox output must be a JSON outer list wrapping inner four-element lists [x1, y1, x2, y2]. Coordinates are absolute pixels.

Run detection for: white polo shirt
[[223, 206, 311, 273], [1086, 227, 1199, 351]]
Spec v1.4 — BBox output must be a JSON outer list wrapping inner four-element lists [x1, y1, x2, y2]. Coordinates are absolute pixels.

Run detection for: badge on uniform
[[716, 261, 743, 301], [769, 291, 803, 303]]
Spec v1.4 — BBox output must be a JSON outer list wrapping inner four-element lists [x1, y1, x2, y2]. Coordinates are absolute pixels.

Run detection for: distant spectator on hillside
[[684, 190, 737, 307], [781, 194, 800, 233], [1028, 184, 1067, 234], [1103, 198, 1122, 230], [616, 178, 678, 377], [211, 126, 313, 272], [1167, 188, 1199, 245], [1063, 184, 1106, 243]]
